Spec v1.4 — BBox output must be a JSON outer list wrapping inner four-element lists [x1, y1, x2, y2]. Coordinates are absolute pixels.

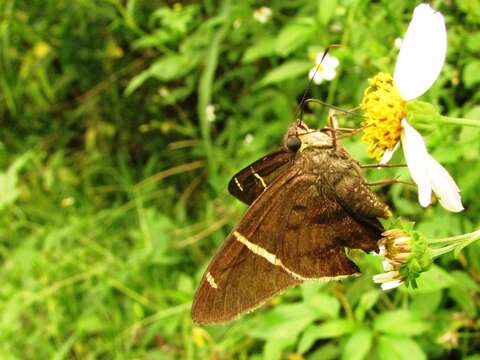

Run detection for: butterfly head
[[285, 120, 333, 153]]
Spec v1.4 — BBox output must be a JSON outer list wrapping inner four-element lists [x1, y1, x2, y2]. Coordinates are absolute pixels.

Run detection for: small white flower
[[244, 133, 254, 144], [253, 7, 272, 23], [308, 53, 339, 85], [206, 104, 216, 122], [382, 4, 463, 212]]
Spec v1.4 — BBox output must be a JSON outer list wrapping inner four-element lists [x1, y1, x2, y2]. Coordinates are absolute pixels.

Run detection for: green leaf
[[354, 290, 380, 321], [308, 343, 340, 360], [374, 310, 429, 336], [448, 271, 479, 317], [410, 291, 442, 316], [341, 328, 373, 360], [317, 0, 338, 25], [462, 60, 480, 88], [255, 60, 312, 88], [274, 19, 315, 56], [449, 286, 477, 317], [304, 293, 341, 319], [401, 265, 456, 293], [0, 152, 31, 210], [249, 303, 317, 340], [263, 337, 297, 360], [125, 53, 197, 95], [298, 320, 356, 354], [242, 37, 276, 63], [376, 335, 426, 360], [466, 32, 480, 52], [301, 282, 326, 299], [450, 270, 480, 291]]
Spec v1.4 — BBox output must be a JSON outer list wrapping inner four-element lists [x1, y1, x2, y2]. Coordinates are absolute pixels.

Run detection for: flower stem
[[428, 229, 480, 244], [431, 244, 457, 258], [438, 115, 480, 127], [429, 229, 480, 259]]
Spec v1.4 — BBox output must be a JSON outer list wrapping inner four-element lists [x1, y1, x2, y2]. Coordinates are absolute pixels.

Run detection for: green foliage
[[0, 0, 479, 358]]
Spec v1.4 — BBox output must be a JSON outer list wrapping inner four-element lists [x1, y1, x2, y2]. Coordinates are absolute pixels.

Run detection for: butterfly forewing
[[228, 149, 291, 205]]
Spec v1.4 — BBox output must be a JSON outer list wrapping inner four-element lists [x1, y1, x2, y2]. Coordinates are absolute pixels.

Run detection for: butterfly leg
[[326, 110, 339, 149], [367, 179, 415, 187], [360, 163, 407, 168], [336, 127, 364, 139]]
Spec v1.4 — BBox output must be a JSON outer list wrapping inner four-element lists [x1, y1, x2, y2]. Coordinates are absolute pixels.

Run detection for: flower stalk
[[437, 115, 480, 128], [406, 100, 480, 128], [429, 229, 480, 258]]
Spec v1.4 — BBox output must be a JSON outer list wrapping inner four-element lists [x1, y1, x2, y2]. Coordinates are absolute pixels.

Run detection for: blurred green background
[[1, 0, 479, 359]]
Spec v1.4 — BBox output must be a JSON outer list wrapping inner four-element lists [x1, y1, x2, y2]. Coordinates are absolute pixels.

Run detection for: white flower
[[244, 133, 254, 144], [253, 7, 272, 23], [381, 4, 463, 212], [206, 104, 216, 122], [308, 53, 339, 84]]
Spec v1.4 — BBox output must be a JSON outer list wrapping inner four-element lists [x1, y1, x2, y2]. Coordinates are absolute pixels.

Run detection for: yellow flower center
[[360, 72, 406, 160]]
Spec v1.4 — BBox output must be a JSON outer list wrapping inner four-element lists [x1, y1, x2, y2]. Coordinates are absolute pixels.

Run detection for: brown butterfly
[[192, 119, 391, 324]]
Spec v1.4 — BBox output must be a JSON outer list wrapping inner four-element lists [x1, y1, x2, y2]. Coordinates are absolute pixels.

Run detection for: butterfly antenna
[[294, 44, 341, 122]]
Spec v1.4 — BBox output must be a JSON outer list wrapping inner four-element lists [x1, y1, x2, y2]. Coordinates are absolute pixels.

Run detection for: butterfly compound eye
[[286, 136, 301, 152]]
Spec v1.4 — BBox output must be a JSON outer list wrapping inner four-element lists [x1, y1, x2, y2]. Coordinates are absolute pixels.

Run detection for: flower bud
[[373, 227, 432, 290]]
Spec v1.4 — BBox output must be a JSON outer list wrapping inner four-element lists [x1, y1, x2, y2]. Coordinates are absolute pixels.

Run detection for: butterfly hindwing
[[228, 149, 291, 205]]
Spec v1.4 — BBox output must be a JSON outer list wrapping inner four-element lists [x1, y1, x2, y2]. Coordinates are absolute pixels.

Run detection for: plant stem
[[428, 229, 480, 244], [321, 1, 358, 124], [198, 0, 232, 186], [438, 115, 480, 127], [429, 229, 480, 258]]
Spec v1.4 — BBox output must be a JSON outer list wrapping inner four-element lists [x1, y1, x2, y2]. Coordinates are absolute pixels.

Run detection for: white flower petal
[[380, 142, 400, 164], [380, 149, 395, 164], [325, 55, 339, 69], [394, 4, 447, 100], [401, 119, 432, 207], [315, 52, 324, 64], [309, 67, 324, 84], [322, 68, 337, 81], [382, 260, 394, 271], [253, 7, 272, 23], [380, 279, 403, 291], [378, 244, 386, 256], [373, 270, 399, 283], [425, 154, 464, 212]]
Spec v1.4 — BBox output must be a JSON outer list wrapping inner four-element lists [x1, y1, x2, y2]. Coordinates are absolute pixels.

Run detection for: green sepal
[[399, 230, 433, 289], [406, 100, 442, 126]]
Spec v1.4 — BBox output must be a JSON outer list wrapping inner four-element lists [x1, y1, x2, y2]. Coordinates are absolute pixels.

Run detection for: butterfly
[[191, 119, 391, 324]]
